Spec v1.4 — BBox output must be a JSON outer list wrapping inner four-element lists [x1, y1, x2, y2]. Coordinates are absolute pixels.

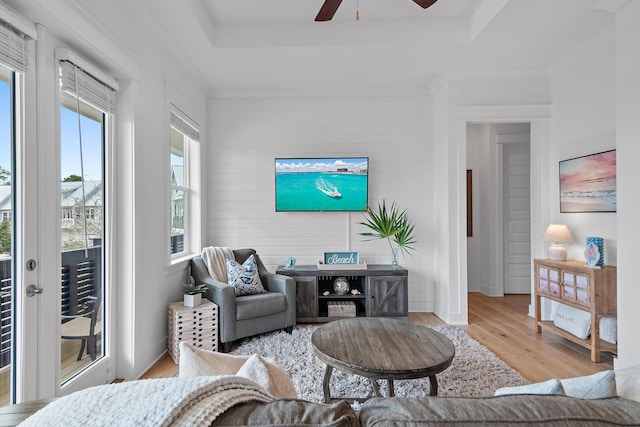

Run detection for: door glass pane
[[59, 98, 105, 383], [576, 275, 588, 289], [0, 65, 14, 406]]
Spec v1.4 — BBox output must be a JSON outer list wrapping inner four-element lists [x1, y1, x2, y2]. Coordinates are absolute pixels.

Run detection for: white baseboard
[[134, 337, 169, 380]]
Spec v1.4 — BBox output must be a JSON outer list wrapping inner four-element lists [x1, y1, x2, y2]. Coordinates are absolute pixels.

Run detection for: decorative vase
[[585, 237, 604, 267], [333, 277, 350, 295], [391, 246, 399, 269], [184, 293, 201, 307]]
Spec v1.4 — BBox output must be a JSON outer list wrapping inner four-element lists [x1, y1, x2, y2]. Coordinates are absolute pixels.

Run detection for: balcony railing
[[170, 234, 184, 255], [0, 247, 102, 368]]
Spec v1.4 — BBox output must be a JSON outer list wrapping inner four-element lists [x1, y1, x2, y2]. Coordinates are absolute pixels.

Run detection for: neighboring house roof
[[61, 181, 102, 208], [0, 180, 184, 212], [0, 181, 103, 211], [171, 165, 184, 187]]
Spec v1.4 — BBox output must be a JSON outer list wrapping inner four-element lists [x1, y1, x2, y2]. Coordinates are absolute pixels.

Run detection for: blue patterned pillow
[[226, 254, 265, 296]]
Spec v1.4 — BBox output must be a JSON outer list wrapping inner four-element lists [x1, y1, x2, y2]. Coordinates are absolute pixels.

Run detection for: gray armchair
[[190, 249, 296, 352]]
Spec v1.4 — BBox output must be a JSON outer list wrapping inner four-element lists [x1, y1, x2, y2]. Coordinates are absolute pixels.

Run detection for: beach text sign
[[324, 252, 359, 265]]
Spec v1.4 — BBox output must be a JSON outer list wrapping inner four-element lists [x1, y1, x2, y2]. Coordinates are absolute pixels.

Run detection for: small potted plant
[[182, 277, 207, 307]]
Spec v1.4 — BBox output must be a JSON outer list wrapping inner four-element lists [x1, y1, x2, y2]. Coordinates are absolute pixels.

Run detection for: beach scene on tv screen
[[275, 158, 368, 211]]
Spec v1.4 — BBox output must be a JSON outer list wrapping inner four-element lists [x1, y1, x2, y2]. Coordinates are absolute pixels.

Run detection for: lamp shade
[[541, 224, 574, 261], [541, 224, 575, 243]]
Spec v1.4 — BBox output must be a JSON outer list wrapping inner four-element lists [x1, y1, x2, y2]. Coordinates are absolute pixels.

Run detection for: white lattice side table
[[167, 298, 218, 363]]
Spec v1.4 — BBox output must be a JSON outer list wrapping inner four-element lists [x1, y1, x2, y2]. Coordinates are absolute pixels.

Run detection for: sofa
[[16, 378, 640, 426], [214, 394, 640, 426], [183, 343, 640, 426], [16, 342, 640, 426]]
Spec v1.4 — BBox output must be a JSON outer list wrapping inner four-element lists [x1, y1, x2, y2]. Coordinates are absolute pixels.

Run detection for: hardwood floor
[[140, 292, 614, 382], [461, 293, 612, 382], [0, 340, 96, 407]]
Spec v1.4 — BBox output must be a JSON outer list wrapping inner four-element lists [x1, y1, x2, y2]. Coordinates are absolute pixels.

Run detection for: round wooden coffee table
[[311, 317, 455, 403]]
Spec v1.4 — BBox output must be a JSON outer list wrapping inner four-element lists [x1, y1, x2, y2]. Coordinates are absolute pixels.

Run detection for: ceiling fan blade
[[413, 0, 438, 9], [315, 0, 343, 21]]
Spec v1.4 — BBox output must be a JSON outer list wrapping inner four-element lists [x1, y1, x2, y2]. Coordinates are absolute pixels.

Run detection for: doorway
[[466, 123, 531, 296]]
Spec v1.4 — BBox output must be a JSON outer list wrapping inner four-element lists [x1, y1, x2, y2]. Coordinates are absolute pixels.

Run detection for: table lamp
[[541, 224, 575, 261]]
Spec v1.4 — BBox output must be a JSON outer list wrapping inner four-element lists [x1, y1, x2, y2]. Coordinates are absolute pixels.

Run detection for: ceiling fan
[[315, 0, 438, 22]]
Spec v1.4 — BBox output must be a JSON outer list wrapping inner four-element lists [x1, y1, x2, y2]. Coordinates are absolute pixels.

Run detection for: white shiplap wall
[[207, 96, 436, 312]]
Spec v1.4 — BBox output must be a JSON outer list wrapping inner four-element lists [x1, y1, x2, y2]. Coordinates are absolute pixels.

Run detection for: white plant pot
[[183, 293, 201, 308]]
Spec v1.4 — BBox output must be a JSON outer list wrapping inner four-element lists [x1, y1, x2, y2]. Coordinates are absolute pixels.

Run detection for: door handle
[[26, 285, 44, 297]]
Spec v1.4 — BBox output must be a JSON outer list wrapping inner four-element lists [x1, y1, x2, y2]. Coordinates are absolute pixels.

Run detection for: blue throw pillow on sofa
[[560, 370, 616, 399], [227, 254, 265, 296], [495, 379, 565, 396]]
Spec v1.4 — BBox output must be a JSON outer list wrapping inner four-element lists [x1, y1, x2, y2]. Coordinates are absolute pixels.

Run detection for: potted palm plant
[[359, 200, 417, 268], [182, 277, 207, 307]]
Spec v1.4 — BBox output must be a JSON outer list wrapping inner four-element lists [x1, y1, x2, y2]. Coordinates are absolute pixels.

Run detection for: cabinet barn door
[[294, 276, 318, 320], [367, 276, 408, 317]]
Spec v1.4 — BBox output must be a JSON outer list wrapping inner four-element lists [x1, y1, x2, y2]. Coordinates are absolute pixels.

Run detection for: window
[[169, 108, 199, 257]]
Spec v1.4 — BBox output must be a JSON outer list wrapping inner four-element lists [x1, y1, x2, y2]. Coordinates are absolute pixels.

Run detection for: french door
[[0, 40, 116, 405]]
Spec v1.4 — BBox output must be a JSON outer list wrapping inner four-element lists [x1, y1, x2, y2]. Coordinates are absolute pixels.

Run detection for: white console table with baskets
[[167, 298, 218, 363]]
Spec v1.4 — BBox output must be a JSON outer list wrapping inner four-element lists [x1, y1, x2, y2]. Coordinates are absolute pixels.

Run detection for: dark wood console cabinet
[[276, 265, 408, 323]]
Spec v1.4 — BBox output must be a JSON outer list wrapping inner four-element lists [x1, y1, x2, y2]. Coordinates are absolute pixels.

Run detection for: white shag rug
[[235, 325, 530, 404]]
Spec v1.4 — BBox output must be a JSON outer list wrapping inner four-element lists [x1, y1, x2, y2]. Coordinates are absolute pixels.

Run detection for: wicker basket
[[327, 300, 356, 317]]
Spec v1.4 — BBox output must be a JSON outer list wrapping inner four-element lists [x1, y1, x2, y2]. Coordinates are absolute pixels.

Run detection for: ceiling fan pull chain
[[356, 0, 359, 20]]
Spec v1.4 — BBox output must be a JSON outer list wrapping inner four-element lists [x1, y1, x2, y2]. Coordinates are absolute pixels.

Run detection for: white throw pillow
[[560, 370, 616, 399], [226, 254, 265, 296], [616, 365, 640, 403], [553, 303, 591, 340], [178, 342, 250, 377], [178, 342, 297, 399], [236, 354, 298, 399], [494, 379, 565, 396]]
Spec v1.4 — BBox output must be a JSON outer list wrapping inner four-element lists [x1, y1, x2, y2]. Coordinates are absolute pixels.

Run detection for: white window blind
[[170, 110, 200, 142], [0, 22, 28, 73], [59, 60, 116, 114]]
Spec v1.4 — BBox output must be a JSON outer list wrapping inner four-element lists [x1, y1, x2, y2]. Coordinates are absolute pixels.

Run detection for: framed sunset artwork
[[559, 150, 616, 213]]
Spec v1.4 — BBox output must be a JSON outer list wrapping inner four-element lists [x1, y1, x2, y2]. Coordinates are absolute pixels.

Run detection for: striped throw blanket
[[201, 246, 235, 282]]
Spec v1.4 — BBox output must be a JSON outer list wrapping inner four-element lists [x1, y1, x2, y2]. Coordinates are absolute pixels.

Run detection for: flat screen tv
[[275, 157, 369, 212]]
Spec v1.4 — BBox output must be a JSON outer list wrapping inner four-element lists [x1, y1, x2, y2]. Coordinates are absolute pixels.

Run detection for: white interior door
[[503, 141, 531, 294]]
